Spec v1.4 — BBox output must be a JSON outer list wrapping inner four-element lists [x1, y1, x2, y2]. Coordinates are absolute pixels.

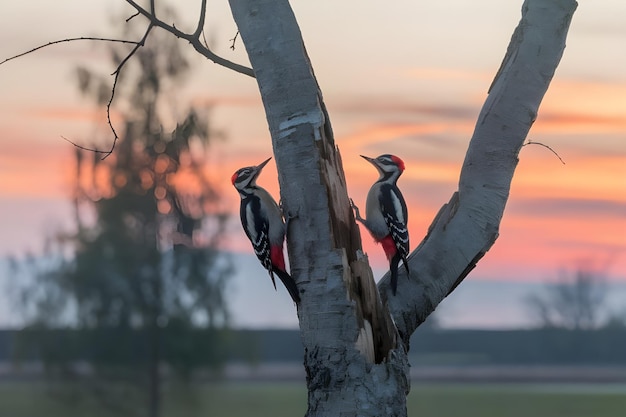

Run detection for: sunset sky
[[1, 1, 625, 327]]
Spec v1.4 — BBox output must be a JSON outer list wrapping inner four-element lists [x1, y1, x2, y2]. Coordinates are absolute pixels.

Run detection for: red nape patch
[[270, 245, 286, 271], [379, 235, 397, 261], [231, 171, 239, 185], [391, 155, 405, 172]]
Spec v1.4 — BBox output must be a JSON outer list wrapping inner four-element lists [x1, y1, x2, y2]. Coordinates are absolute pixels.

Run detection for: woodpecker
[[352, 154, 410, 295], [231, 157, 300, 304]]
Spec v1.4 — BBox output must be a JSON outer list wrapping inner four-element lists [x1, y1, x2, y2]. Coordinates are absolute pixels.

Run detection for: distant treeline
[[1, 327, 625, 366]]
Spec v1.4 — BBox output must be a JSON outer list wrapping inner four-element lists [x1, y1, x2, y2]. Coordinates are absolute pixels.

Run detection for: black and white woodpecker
[[351, 154, 410, 295], [231, 157, 300, 304]]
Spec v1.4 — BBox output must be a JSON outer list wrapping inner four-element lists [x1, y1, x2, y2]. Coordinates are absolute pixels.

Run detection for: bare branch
[[124, 0, 254, 77], [193, 0, 208, 38], [229, 31, 240, 50], [61, 136, 111, 154], [201, 30, 210, 49], [385, 0, 577, 339], [0, 34, 151, 158], [523, 140, 566, 164], [100, 24, 155, 159], [126, 12, 140, 22], [0, 37, 140, 67]]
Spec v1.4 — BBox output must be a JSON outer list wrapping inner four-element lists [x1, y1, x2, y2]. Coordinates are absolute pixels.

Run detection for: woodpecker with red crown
[[351, 154, 410, 295], [231, 157, 300, 304]]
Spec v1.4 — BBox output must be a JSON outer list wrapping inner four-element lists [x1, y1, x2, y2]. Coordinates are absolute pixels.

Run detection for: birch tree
[[225, 1, 576, 415], [2, 0, 578, 415]]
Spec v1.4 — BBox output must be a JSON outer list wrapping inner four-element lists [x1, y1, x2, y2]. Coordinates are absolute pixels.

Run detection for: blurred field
[[1, 380, 626, 417], [412, 383, 626, 417]]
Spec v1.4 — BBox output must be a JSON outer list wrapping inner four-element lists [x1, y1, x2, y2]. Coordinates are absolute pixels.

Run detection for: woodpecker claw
[[284, 207, 299, 234], [350, 198, 365, 224]]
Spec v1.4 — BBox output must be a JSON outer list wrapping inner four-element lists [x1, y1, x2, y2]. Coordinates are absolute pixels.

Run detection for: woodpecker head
[[361, 154, 405, 181], [231, 157, 271, 193]]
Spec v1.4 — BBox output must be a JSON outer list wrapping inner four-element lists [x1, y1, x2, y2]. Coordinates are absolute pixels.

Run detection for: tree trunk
[[228, 0, 577, 415]]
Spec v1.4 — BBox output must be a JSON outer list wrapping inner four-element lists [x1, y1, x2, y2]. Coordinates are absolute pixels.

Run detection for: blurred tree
[[17, 14, 232, 417], [525, 269, 608, 330]]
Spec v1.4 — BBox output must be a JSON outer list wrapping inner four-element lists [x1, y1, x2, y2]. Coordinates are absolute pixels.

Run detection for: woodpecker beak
[[360, 155, 378, 167], [252, 157, 272, 180], [256, 157, 271, 171]]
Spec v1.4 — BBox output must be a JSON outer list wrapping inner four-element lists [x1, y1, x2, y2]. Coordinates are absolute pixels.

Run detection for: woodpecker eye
[[232, 168, 252, 185]]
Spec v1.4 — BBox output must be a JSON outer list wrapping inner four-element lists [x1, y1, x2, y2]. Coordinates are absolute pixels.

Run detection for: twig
[[126, 12, 140, 22], [0, 37, 141, 66], [193, 0, 208, 39], [61, 136, 111, 154], [1, 34, 150, 159], [229, 31, 240, 50], [100, 24, 155, 159], [523, 140, 566, 164]]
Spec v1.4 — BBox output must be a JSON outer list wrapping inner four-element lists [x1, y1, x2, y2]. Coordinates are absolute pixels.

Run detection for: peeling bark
[[228, 0, 577, 415]]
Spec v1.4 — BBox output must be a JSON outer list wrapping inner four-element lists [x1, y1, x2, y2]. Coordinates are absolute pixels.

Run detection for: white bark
[[228, 0, 577, 416]]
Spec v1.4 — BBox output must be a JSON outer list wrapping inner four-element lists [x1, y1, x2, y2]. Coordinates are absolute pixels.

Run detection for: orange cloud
[[533, 112, 626, 134], [2, 80, 624, 281], [513, 154, 626, 202], [0, 128, 75, 198], [22, 106, 124, 128], [337, 122, 473, 152]]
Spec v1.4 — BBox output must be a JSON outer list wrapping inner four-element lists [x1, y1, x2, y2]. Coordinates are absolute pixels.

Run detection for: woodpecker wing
[[378, 184, 410, 258], [240, 196, 276, 288]]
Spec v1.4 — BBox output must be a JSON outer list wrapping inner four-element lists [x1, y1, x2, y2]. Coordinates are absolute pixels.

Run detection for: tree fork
[[229, 0, 577, 415]]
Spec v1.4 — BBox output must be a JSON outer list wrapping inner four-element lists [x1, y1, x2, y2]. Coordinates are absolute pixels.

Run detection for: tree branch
[[126, 12, 140, 22], [61, 136, 111, 154], [229, 31, 240, 50], [386, 0, 578, 342], [0, 35, 150, 159], [523, 140, 566, 164], [98, 24, 154, 159], [193, 0, 208, 39], [0, 37, 140, 67], [124, 0, 254, 77]]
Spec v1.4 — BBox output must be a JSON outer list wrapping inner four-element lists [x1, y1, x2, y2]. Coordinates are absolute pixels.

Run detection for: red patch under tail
[[270, 245, 286, 271], [378, 235, 397, 261]]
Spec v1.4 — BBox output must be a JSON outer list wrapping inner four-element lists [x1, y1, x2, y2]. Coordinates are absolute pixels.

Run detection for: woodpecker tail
[[273, 268, 301, 304], [267, 270, 277, 290], [402, 255, 410, 276], [390, 253, 401, 296]]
